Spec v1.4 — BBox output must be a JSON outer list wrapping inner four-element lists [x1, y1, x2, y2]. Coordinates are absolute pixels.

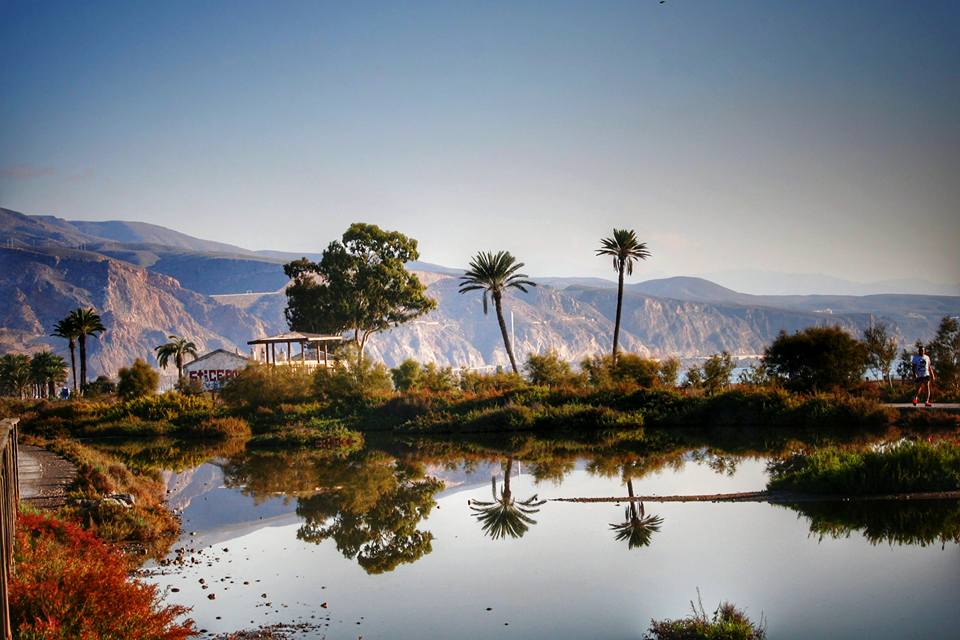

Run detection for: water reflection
[[609, 479, 663, 549], [783, 499, 960, 548], [86, 426, 960, 577], [469, 457, 547, 540]]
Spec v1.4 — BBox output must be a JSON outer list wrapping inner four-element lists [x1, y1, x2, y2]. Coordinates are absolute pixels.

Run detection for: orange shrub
[[10, 510, 196, 640]]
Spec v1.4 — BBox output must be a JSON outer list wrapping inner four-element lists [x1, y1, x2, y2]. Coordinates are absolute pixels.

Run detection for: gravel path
[[18, 444, 77, 509]]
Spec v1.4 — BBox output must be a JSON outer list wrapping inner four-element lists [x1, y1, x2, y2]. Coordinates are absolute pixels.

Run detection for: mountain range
[[2, 206, 957, 383]]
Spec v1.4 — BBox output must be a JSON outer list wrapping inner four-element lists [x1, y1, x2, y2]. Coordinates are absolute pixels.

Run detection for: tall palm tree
[[608, 479, 663, 549], [29, 351, 68, 398], [596, 229, 651, 364], [52, 315, 80, 393], [459, 251, 536, 374], [70, 308, 106, 392], [468, 457, 546, 540], [155, 335, 199, 381]]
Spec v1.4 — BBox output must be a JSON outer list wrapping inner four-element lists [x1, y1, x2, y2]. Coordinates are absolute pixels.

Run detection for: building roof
[[183, 349, 251, 369], [247, 331, 345, 345]]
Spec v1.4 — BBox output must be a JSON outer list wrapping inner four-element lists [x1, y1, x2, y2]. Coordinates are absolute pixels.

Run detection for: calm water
[[124, 433, 959, 639]]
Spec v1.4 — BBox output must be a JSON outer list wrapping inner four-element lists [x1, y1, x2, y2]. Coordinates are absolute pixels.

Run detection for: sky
[[2, 0, 959, 286]]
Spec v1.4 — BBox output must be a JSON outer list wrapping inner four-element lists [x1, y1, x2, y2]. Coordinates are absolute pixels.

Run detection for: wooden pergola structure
[[247, 332, 344, 367]]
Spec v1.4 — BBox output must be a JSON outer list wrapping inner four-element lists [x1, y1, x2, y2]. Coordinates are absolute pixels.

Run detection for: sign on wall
[[182, 349, 250, 391]]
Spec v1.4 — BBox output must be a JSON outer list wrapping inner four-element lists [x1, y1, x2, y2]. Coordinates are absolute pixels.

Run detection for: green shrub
[[582, 353, 660, 389], [459, 370, 526, 394], [84, 375, 117, 397], [524, 350, 579, 387], [192, 416, 252, 439], [113, 392, 213, 422], [220, 364, 314, 409], [315, 357, 393, 411], [418, 362, 457, 393], [116, 359, 159, 400], [768, 441, 960, 495], [702, 352, 735, 394], [764, 326, 868, 392], [646, 597, 765, 640], [657, 357, 681, 388], [391, 359, 421, 392], [251, 420, 363, 451]]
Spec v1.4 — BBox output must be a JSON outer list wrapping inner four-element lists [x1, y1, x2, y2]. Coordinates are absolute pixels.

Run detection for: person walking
[[911, 345, 935, 407]]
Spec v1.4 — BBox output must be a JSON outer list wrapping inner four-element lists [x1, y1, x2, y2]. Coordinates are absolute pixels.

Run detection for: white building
[[182, 349, 251, 391]]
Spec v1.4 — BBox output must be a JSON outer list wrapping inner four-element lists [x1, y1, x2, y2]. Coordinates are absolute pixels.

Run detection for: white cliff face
[[0, 247, 268, 383]]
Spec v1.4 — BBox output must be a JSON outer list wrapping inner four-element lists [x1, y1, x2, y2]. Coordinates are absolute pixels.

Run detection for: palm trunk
[[612, 265, 625, 364], [494, 293, 518, 374], [176, 353, 184, 382], [68, 340, 77, 393], [502, 457, 514, 502], [78, 333, 87, 393]]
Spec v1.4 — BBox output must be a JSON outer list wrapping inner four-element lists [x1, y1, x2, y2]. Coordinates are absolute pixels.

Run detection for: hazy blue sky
[[2, 0, 958, 284]]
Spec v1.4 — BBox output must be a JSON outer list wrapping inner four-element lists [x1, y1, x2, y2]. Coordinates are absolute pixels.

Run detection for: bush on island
[[116, 358, 159, 400]]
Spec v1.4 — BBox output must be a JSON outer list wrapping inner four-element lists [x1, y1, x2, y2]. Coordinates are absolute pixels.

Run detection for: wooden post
[[0, 418, 20, 640], [316, 342, 321, 365], [301, 341, 305, 363], [286, 341, 291, 363], [323, 342, 329, 367]]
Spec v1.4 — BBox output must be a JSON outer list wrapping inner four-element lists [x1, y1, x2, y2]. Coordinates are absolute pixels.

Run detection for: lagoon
[[136, 434, 959, 639]]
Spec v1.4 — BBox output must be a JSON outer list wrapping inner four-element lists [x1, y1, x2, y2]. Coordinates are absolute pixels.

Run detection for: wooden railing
[[0, 418, 18, 640]]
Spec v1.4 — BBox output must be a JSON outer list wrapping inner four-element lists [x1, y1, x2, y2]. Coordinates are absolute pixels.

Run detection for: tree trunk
[[78, 333, 87, 394], [176, 353, 184, 382], [494, 293, 518, 374], [502, 457, 514, 502], [68, 340, 77, 393], [612, 264, 625, 364]]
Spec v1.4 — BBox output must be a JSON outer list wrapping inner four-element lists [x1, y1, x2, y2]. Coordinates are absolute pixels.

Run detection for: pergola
[[247, 332, 344, 367]]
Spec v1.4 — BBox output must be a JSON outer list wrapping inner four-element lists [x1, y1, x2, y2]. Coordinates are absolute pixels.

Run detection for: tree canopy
[[284, 223, 436, 364], [763, 326, 868, 392]]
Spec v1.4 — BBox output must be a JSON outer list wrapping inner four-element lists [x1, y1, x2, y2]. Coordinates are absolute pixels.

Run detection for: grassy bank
[[22, 435, 182, 560], [767, 440, 960, 495]]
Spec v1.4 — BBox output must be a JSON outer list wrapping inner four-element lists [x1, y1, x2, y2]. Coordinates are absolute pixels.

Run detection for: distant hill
[[702, 268, 960, 297], [36, 215, 262, 256]]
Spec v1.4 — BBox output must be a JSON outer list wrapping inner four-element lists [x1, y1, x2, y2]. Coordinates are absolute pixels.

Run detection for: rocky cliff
[[0, 246, 268, 383]]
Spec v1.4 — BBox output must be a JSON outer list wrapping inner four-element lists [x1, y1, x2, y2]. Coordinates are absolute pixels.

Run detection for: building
[[182, 349, 251, 391], [247, 331, 344, 368]]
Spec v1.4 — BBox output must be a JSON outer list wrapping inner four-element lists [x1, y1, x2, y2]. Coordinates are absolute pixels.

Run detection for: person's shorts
[[916, 376, 931, 383]]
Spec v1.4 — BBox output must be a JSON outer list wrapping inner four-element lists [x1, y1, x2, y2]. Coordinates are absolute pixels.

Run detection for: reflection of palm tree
[[469, 458, 546, 540], [609, 479, 663, 549]]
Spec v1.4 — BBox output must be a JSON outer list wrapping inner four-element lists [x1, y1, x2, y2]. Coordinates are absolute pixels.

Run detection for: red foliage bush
[[10, 510, 196, 640]]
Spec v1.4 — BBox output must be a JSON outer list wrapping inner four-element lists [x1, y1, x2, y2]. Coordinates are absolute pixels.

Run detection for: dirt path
[[552, 489, 960, 504], [18, 444, 77, 509]]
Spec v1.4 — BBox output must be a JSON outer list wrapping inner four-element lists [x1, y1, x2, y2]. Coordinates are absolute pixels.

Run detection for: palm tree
[[52, 315, 80, 393], [29, 351, 68, 398], [468, 457, 546, 540], [0, 354, 32, 399], [596, 229, 650, 364], [155, 335, 199, 381], [459, 251, 536, 374], [70, 308, 106, 392], [608, 479, 663, 549]]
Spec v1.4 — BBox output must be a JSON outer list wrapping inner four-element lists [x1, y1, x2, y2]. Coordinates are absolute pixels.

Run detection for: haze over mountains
[[2, 206, 957, 382]]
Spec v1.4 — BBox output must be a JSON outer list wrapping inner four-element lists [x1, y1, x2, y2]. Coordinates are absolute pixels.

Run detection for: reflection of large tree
[[294, 452, 442, 574], [609, 479, 663, 549], [469, 458, 546, 540], [784, 499, 960, 548]]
